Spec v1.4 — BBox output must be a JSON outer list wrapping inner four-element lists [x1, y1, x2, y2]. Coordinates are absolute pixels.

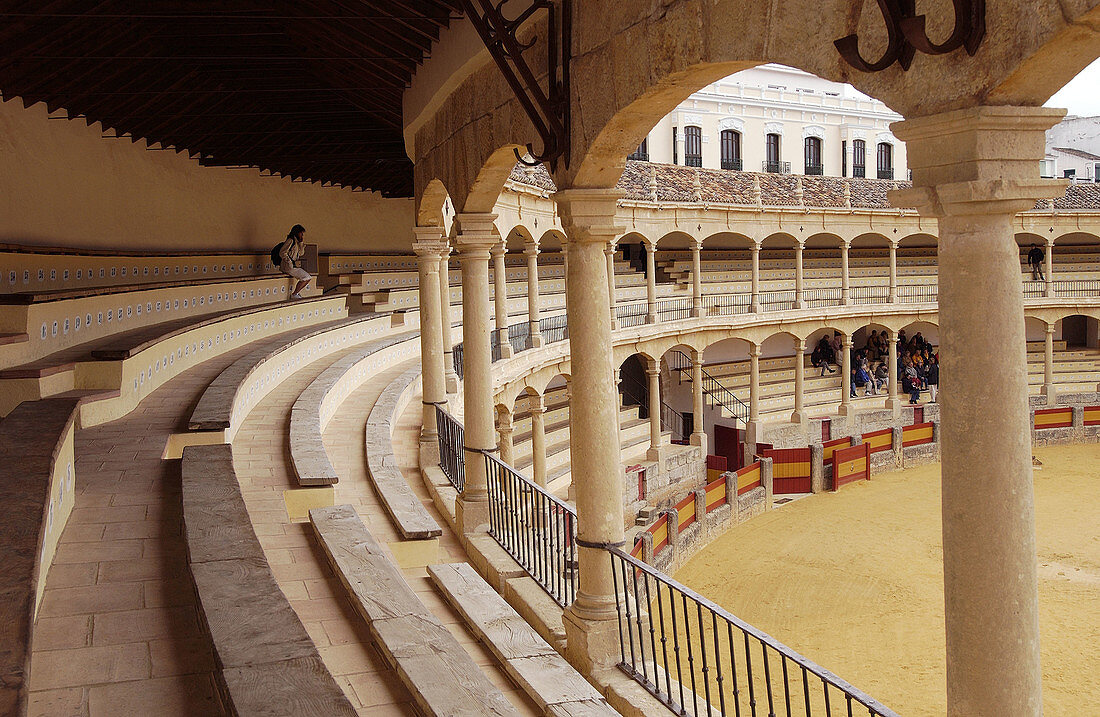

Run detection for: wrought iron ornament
[[835, 0, 985, 72], [461, 0, 572, 168]]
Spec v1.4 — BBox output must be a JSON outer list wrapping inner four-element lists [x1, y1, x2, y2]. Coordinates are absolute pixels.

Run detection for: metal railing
[[896, 284, 937, 303], [452, 343, 464, 379], [702, 293, 751, 316], [619, 370, 687, 441], [759, 289, 796, 311], [607, 547, 901, 717], [1054, 279, 1100, 298], [685, 155, 703, 168], [435, 406, 465, 492], [669, 350, 749, 423], [802, 287, 843, 308], [804, 163, 824, 176], [616, 300, 650, 328], [850, 285, 890, 304], [877, 168, 894, 180], [763, 160, 791, 174], [1022, 280, 1045, 299], [853, 165, 866, 178], [721, 158, 743, 171], [484, 452, 577, 607], [539, 313, 569, 344], [658, 297, 693, 322]]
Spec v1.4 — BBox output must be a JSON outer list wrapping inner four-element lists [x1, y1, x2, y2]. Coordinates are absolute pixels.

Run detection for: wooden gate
[[760, 447, 811, 494], [832, 442, 871, 490]]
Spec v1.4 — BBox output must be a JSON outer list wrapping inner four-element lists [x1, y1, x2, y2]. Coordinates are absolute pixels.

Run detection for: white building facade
[[636, 64, 908, 180]]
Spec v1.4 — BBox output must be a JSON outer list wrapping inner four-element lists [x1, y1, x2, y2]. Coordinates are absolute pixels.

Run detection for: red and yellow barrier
[[630, 536, 644, 559], [902, 422, 934, 447], [736, 462, 762, 496], [761, 447, 811, 494], [1084, 405, 1100, 427], [650, 513, 669, 555], [861, 428, 892, 455], [675, 493, 696, 531], [822, 436, 853, 463], [1034, 407, 1073, 429], [704, 475, 727, 513], [832, 442, 871, 490]]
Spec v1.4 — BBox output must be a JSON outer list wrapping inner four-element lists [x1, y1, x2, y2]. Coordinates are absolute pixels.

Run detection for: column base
[[690, 308, 702, 318], [689, 431, 707, 455], [563, 596, 622, 674], [499, 345, 514, 359], [530, 332, 544, 348], [837, 402, 855, 417], [645, 314, 657, 325], [646, 444, 667, 463], [793, 298, 804, 309], [751, 303, 762, 313], [1042, 384, 1058, 406], [745, 420, 761, 444], [885, 397, 903, 416], [419, 439, 440, 469], [445, 373, 459, 394], [455, 495, 491, 536], [790, 410, 808, 425]]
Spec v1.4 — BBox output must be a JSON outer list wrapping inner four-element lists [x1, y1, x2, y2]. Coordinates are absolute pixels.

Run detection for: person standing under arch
[[1027, 243, 1045, 282]]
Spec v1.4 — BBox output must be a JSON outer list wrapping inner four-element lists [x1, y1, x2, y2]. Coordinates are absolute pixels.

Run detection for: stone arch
[[417, 178, 454, 231], [655, 230, 697, 250], [537, 228, 567, 252], [702, 231, 754, 249], [505, 223, 536, 252]]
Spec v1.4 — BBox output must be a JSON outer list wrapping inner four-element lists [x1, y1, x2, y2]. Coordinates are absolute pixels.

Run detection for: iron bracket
[[461, 0, 571, 169], [835, 0, 985, 72]]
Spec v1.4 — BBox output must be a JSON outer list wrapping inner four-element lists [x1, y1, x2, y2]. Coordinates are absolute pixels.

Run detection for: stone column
[[794, 240, 805, 308], [439, 244, 459, 394], [890, 105, 1067, 717], [750, 242, 762, 312], [605, 243, 618, 329], [792, 338, 806, 423], [888, 239, 899, 303], [646, 361, 663, 460], [748, 344, 761, 423], [455, 213, 498, 535], [644, 239, 658, 324], [690, 348, 707, 454], [691, 238, 703, 318], [491, 242, 512, 359], [1044, 237, 1055, 298], [525, 239, 543, 347], [531, 395, 547, 487], [840, 239, 851, 305], [886, 329, 901, 412], [414, 230, 448, 460], [497, 405, 514, 467], [839, 336, 852, 415], [1043, 323, 1056, 404], [555, 188, 627, 673]]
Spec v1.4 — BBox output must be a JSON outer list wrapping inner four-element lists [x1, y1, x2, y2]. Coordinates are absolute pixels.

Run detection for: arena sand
[[674, 443, 1099, 716]]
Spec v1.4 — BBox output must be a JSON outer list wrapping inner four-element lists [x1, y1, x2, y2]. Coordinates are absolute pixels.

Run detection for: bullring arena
[[1, 3, 1099, 717]]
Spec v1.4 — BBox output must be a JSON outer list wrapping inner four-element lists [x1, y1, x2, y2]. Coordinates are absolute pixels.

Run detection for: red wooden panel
[[860, 428, 893, 455], [832, 442, 871, 490], [760, 447, 811, 494], [902, 422, 935, 447]]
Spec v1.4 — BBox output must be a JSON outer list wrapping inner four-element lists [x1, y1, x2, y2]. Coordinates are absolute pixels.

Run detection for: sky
[[1044, 57, 1100, 117]]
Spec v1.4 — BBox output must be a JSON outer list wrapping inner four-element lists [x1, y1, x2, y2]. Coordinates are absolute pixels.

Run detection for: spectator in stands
[[279, 224, 311, 299], [857, 353, 876, 396], [865, 330, 880, 361], [830, 331, 842, 357], [926, 354, 940, 402], [811, 337, 836, 376], [874, 361, 889, 392], [1028, 243, 1045, 281], [897, 329, 907, 352], [903, 357, 922, 404]]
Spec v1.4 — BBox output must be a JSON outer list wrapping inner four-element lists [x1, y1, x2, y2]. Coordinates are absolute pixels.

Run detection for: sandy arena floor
[[674, 443, 1100, 716]]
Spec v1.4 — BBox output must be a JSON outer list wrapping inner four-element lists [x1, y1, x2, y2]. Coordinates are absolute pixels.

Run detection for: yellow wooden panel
[[737, 467, 761, 492], [678, 500, 696, 527]]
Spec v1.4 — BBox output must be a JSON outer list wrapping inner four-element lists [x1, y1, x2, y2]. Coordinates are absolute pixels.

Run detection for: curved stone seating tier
[[308, 505, 516, 716], [0, 244, 281, 295], [180, 444, 356, 716], [363, 364, 442, 539], [190, 308, 416, 441], [0, 396, 82, 715], [0, 294, 349, 426], [289, 331, 419, 486], [0, 273, 306, 371]]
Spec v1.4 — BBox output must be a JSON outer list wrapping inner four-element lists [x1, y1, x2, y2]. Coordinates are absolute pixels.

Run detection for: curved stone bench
[[190, 309, 418, 441], [0, 396, 82, 715], [309, 505, 515, 716], [364, 364, 442, 539], [0, 294, 349, 424], [289, 332, 419, 486], [181, 444, 356, 717]]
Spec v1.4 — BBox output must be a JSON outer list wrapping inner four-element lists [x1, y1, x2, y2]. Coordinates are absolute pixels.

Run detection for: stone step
[[309, 505, 520, 717], [427, 562, 617, 716]]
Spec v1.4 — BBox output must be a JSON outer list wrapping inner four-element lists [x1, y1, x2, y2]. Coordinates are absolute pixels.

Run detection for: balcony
[[685, 155, 703, 167], [763, 160, 791, 174], [804, 163, 824, 176], [627, 152, 649, 162], [878, 168, 894, 180], [721, 158, 743, 171], [853, 165, 866, 178]]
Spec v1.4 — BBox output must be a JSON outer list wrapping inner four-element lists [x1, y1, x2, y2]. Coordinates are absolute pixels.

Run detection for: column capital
[[490, 241, 508, 258], [529, 395, 545, 413], [1045, 323, 1056, 335], [795, 338, 806, 351], [842, 337, 853, 349], [691, 238, 704, 252], [524, 239, 540, 257], [554, 188, 625, 245], [749, 343, 762, 357], [751, 242, 761, 253], [889, 238, 900, 249], [645, 365, 661, 378], [841, 239, 852, 250], [412, 230, 449, 260], [1045, 236, 1056, 248], [889, 106, 1068, 217], [455, 213, 499, 254]]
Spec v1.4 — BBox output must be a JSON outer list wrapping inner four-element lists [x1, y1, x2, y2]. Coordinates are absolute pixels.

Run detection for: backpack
[[270, 242, 284, 267]]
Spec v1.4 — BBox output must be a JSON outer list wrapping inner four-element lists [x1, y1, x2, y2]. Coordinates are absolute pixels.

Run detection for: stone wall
[[623, 443, 705, 521]]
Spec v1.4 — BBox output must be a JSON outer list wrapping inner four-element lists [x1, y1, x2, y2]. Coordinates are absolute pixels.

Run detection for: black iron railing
[[877, 168, 894, 180], [853, 165, 866, 178], [484, 452, 577, 607], [763, 160, 791, 174], [721, 158, 743, 171], [616, 301, 650, 328], [668, 349, 749, 424], [685, 155, 703, 168], [702, 293, 751, 316], [435, 406, 465, 492], [896, 284, 937, 303], [804, 163, 824, 176], [658, 298, 693, 322], [1022, 280, 1045, 299], [540, 313, 569, 344], [850, 285, 890, 304], [607, 547, 902, 717], [1054, 279, 1100, 298], [803, 287, 843, 308], [619, 370, 687, 441], [759, 289, 797, 311], [452, 343, 464, 379]]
